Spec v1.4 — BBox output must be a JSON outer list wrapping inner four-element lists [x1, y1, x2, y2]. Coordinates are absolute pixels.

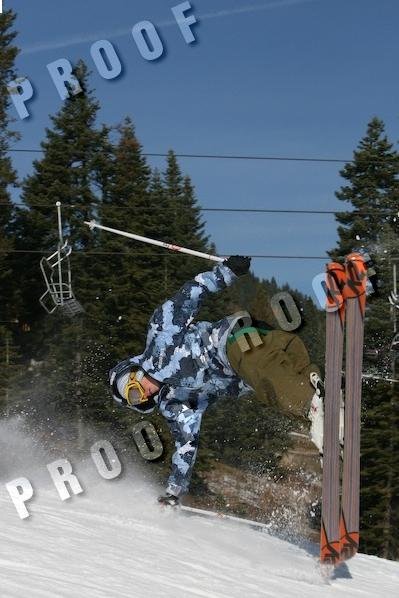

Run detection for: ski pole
[[84, 220, 226, 263]]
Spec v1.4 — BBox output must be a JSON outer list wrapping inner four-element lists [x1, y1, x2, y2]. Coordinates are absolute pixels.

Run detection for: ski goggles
[[124, 370, 148, 406]]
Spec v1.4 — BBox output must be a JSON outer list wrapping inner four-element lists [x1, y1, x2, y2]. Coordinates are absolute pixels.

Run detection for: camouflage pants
[[158, 399, 203, 497]]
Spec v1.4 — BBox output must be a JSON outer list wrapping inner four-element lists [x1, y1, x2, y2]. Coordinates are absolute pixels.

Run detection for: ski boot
[[309, 372, 345, 458], [308, 372, 324, 456]]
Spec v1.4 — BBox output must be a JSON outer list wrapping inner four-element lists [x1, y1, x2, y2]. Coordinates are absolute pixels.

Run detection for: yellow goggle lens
[[125, 372, 147, 406]]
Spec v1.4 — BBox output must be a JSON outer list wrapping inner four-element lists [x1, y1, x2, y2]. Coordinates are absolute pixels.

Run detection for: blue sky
[[7, 0, 399, 297]]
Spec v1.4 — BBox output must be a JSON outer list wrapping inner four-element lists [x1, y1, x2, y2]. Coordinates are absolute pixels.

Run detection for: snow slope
[[0, 422, 398, 598]]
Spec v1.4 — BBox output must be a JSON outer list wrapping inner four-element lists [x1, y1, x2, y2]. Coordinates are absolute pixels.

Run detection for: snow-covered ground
[[1, 420, 398, 598]]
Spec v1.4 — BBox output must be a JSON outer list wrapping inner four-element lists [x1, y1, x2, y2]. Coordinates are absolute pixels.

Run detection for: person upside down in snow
[[109, 256, 324, 506]]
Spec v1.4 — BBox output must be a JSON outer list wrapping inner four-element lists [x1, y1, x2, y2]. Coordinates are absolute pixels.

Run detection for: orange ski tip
[[320, 522, 341, 565], [326, 261, 346, 280], [344, 253, 368, 305], [325, 262, 346, 314]]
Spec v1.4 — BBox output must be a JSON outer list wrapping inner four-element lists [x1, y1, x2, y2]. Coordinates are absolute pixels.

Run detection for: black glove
[[224, 255, 251, 277], [355, 249, 379, 296]]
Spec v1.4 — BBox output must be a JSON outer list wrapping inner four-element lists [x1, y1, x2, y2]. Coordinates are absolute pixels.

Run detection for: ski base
[[320, 253, 367, 567]]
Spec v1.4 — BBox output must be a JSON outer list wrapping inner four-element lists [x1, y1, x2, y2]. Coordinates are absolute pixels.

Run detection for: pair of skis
[[320, 253, 368, 567]]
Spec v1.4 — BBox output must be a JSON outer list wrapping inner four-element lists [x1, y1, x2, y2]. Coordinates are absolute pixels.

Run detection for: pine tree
[[14, 62, 103, 345], [149, 168, 174, 296], [0, 10, 19, 408], [84, 120, 173, 463], [163, 150, 184, 241], [361, 381, 399, 560], [161, 151, 228, 322], [330, 117, 398, 258], [330, 118, 399, 373], [10, 62, 112, 441], [163, 151, 210, 282], [329, 117, 399, 559], [94, 118, 165, 361]]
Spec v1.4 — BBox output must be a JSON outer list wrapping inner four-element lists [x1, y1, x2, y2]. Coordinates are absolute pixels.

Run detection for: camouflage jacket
[[128, 263, 252, 412]]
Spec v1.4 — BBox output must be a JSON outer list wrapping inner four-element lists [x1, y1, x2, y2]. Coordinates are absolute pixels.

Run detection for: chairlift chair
[[39, 202, 84, 317]]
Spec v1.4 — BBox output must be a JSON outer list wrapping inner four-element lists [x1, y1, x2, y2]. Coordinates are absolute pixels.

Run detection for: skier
[[109, 256, 324, 506]]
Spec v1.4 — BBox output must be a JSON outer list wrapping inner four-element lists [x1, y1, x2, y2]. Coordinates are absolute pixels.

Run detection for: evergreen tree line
[[0, 10, 397, 560], [0, 10, 19, 406]]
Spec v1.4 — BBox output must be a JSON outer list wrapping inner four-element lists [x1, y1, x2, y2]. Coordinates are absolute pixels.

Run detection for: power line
[[0, 202, 396, 217], [8, 148, 352, 163], [8, 148, 399, 166], [0, 249, 331, 259], [8, 149, 399, 166]]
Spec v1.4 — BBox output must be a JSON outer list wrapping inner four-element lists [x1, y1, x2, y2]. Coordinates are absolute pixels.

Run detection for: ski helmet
[[109, 359, 157, 414]]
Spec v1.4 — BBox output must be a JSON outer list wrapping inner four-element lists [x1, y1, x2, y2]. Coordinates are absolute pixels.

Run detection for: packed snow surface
[[0, 422, 398, 597]]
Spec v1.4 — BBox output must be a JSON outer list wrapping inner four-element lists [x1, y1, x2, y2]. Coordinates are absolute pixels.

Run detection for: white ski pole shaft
[[84, 221, 226, 263]]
